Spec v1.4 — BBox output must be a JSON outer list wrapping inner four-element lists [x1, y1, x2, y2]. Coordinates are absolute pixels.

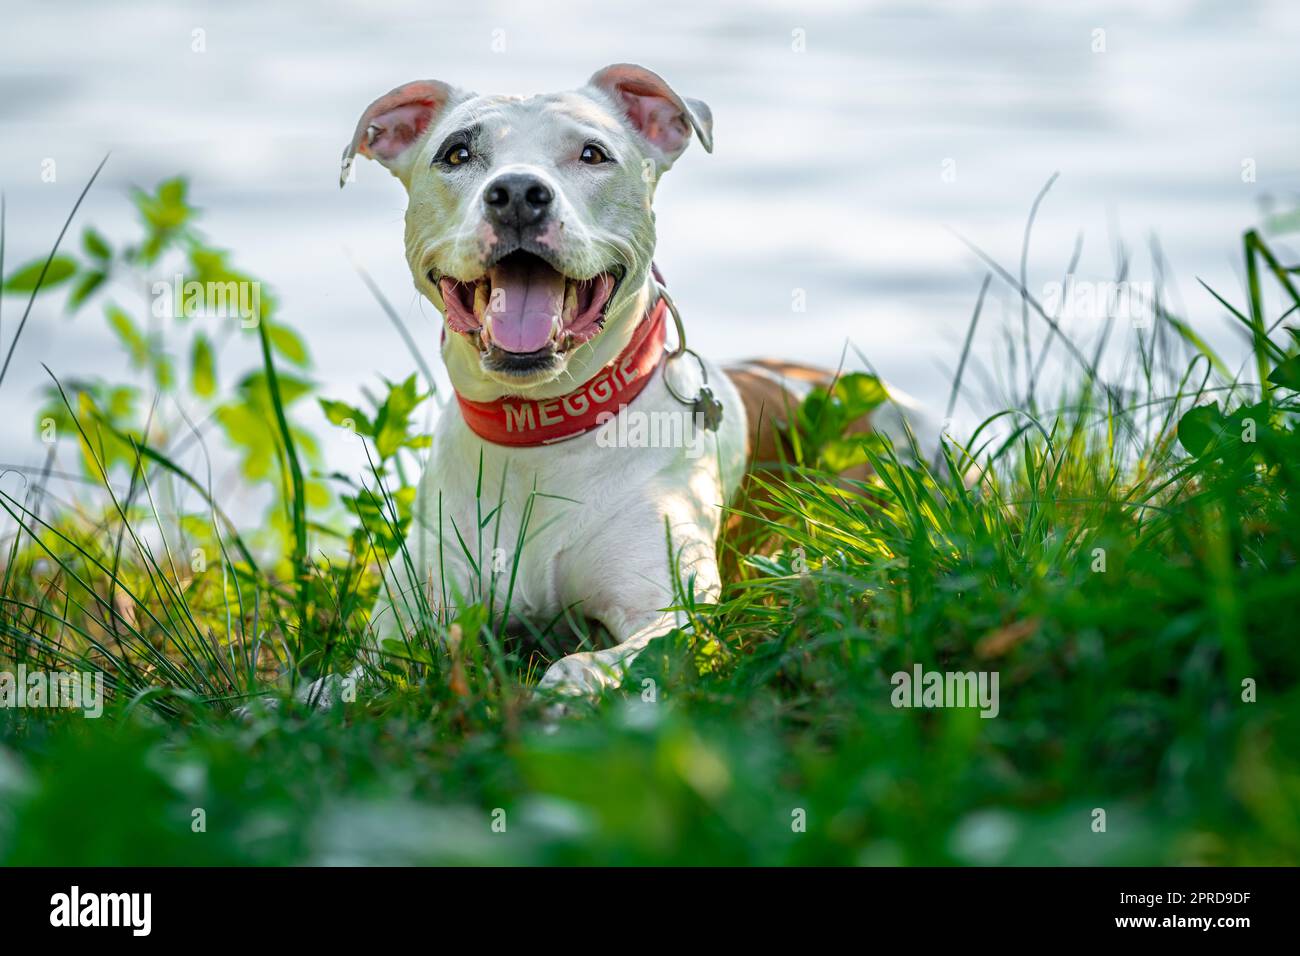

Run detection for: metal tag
[[692, 385, 724, 432]]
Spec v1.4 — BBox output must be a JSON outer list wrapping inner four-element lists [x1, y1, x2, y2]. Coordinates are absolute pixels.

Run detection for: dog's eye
[[580, 144, 610, 165], [443, 144, 472, 166]]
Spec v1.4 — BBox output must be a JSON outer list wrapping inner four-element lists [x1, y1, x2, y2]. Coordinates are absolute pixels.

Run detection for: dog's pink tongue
[[486, 258, 566, 353]]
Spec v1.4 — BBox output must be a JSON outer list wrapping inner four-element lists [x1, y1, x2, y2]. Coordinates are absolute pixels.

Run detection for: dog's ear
[[341, 80, 460, 188], [587, 64, 712, 169]]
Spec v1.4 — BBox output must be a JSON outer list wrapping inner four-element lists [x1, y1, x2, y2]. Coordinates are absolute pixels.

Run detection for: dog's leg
[[300, 497, 468, 707], [534, 608, 680, 696], [537, 508, 722, 697]]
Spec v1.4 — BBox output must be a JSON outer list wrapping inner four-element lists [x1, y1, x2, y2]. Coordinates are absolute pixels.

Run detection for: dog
[[335, 64, 927, 698]]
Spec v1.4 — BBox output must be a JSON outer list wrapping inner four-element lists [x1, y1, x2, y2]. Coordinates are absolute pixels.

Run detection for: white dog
[[336, 64, 918, 698]]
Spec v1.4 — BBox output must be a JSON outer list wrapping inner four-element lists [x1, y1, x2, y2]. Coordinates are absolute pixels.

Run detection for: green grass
[[1, 178, 1298, 865]]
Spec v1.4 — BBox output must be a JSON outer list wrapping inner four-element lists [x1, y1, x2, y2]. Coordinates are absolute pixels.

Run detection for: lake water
[[2, 0, 1298, 512]]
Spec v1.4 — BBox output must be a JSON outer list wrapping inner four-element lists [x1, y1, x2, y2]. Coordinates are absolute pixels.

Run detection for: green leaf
[[305, 479, 331, 509], [131, 178, 193, 263], [821, 439, 873, 473], [67, 270, 106, 310], [1176, 403, 1224, 457], [236, 370, 314, 412], [106, 305, 149, 367], [191, 334, 217, 398], [267, 323, 310, 366], [319, 399, 374, 436], [152, 351, 175, 390], [82, 227, 112, 261], [795, 373, 889, 462], [1175, 401, 1267, 461], [832, 373, 889, 419], [372, 373, 430, 459], [821, 435, 888, 472], [188, 246, 240, 285], [3, 254, 78, 294], [345, 483, 416, 555], [1267, 354, 1300, 391], [796, 389, 832, 434], [36, 383, 143, 482], [214, 404, 277, 480], [159, 178, 186, 206], [1224, 402, 1271, 448]]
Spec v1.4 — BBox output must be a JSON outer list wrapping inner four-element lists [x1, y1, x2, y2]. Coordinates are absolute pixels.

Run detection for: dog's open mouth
[[439, 251, 621, 362]]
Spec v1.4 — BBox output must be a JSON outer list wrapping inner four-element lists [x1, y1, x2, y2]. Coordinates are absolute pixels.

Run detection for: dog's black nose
[[483, 173, 553, 228]]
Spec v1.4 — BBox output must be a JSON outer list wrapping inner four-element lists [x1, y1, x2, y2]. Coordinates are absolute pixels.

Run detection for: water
[[2, 0, 1298, 511]]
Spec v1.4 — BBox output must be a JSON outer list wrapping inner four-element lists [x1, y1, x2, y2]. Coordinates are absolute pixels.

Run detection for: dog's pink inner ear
[[363, 100, 439, 161], [588, 65, 711, 162], [613, 86, 692, 155], [343, 80, 456, 185]]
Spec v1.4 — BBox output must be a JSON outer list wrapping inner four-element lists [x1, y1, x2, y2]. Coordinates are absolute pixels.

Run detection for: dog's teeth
[[478, 328, 490, 352], [473, 282, 488, 320], [563, 282, 577, 323]]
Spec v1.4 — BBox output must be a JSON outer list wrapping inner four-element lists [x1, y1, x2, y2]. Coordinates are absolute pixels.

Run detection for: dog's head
[[342, 64, 712, 396]]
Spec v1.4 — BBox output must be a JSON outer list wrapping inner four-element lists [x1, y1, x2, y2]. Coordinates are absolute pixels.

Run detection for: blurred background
[[2, 0, 1298, 512]]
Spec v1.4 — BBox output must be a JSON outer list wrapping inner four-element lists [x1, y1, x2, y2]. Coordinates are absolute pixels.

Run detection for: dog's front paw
[[536, 652, 625, 698], [297, 670, 358, 709]]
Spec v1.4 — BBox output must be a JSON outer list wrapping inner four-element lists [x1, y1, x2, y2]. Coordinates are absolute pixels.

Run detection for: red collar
[[455, 297, 669, 446]]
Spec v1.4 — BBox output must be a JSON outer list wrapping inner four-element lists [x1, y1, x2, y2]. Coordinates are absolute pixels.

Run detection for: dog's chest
[[411, 364, 746, 618]]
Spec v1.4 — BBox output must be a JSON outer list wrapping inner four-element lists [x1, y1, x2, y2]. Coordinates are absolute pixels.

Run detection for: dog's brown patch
[[725, 359, 878, 475], [720, 359, 878, 569]]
